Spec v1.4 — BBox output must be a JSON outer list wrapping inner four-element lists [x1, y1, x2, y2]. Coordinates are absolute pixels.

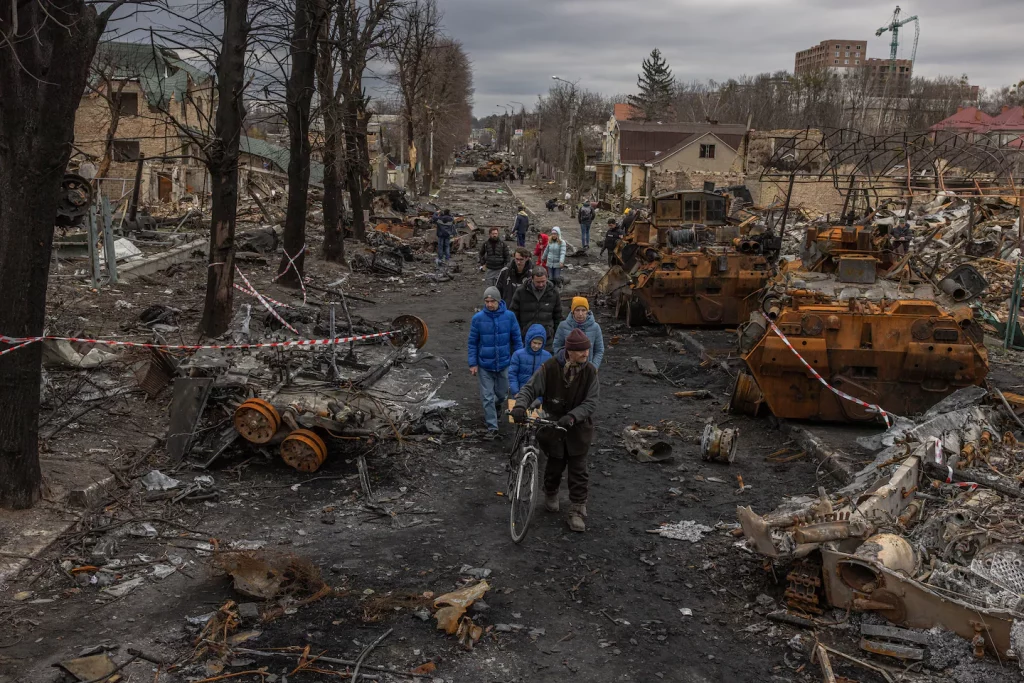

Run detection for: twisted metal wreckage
[[725, 130, 1024, 669]]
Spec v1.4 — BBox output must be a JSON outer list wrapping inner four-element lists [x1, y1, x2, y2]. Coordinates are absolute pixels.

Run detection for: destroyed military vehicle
[[600, 188, 780, 326]]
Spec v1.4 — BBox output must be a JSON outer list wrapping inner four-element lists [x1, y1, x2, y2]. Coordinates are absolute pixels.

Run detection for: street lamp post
[[509, 100, 525, 164]]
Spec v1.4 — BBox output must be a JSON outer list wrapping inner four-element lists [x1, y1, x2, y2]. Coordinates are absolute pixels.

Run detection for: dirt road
[[0, 169, 873, 683]]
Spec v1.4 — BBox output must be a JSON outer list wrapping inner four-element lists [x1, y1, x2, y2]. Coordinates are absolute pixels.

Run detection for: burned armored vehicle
[[730, 129, 998, 423], [601, 188, 779, 326]]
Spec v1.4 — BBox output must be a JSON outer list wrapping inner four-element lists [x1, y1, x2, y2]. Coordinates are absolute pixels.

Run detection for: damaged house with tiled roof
[[597, 114, 749, 199], [73, 41, 322, 207]]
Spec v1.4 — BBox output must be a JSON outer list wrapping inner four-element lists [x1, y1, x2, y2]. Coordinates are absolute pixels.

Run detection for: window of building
[[845, 51, 850, 57], [699, 144, 716, 159], [706, 197, 726, 223], [683, 199, 701, 222], [835, 44, 840, 48], [844, 60, 849, 65], [112, 140, 141, 161], [855, 60, 860, 65], [834, 59, 839, 64], [855, 51, 860, 57], [845, 44, 850, 49], [113, 92, 138, 117], [835, 51, 840, 57], [856, 45, 861, 49]]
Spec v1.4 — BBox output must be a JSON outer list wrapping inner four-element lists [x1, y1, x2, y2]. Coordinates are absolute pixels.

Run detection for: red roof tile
[[929, 107, 995, 132]]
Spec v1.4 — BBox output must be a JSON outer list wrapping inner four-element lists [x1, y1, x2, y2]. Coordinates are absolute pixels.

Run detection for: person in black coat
[[479, 227, 510, 285]]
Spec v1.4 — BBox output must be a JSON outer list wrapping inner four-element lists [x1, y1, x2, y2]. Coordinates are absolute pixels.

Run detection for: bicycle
[[506, 415, 564, 543]]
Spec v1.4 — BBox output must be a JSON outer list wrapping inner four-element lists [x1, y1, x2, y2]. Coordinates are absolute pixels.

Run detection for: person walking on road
[[513, 207, 530, 248], [553, 296, 605, 368], [509, 324, 552, 397], [512, 328, 599, 532], [600, 218, 623, 266], [435, 209, 457, 265], [533, 231, 549, 267], [495, 247, 533, 306], [468, 286, 523, 439], [510, 265, 562, 341], [577, 200, 595, 251], [542, 227, 567, 284], [479, 227, 510, 285]]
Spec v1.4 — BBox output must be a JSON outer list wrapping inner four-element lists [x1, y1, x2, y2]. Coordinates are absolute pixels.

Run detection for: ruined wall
[[73, 79, 214, 204]]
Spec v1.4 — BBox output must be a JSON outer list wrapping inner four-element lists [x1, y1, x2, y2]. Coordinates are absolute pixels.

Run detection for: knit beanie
[[565, 328, 591, 351], [483, 286, 501, 302], [571, 296, 590, 312]]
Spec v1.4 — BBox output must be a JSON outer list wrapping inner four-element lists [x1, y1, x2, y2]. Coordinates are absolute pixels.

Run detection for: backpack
[[579, 205, 594, 222]]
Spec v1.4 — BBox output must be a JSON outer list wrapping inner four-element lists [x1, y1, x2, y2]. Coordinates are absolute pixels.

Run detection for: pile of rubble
[[736, 386, 1024, 678]]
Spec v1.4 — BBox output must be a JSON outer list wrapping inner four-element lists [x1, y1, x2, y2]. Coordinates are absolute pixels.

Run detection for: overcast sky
[[441, 0, 1024, 118]]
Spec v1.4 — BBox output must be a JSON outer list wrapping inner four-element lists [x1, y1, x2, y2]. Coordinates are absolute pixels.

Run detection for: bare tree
[[388, 0, 440, 195], [201, 0, 252, 333], [277, 0, 327, 286], [0, 0, 135, 508], [335, 0, 395, 242], [315, 0, 345, 262]]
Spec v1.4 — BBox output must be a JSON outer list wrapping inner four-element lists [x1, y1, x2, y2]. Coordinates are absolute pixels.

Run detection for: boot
[[544, 491, 560, 512], [567, 502, 587, 532]]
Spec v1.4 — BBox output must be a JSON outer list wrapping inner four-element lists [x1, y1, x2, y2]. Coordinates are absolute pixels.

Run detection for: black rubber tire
[[509, 451, 537, 544]]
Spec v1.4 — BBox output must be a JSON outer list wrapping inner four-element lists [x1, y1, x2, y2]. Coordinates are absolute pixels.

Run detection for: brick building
[[794, 39, 868, 75], [74, 41, 322, 207]]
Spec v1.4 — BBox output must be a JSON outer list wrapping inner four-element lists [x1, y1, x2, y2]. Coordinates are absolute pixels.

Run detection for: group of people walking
[[466, 242, 605, 532]]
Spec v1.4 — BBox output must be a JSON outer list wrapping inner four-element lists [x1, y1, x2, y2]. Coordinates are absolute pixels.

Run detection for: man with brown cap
[[511, 328, 598, 532]]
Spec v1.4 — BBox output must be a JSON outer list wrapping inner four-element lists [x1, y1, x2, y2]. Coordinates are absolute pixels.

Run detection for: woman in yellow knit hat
[[552, 296, 605, 368]]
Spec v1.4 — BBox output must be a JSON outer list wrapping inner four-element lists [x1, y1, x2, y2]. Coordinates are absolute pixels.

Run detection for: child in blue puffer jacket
[[509, 323, 553, 397]]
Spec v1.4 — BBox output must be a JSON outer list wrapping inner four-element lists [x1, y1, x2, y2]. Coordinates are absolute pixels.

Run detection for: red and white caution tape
[[234, 283, 292, 310], [234, 266, 299, 334], [0, 330, 398, 358], [273, 246, 307, 304], [767, 319, 894, 427]]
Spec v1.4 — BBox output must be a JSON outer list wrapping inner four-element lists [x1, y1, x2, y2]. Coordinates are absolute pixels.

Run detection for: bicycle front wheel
[[509, 450, 538, 543]]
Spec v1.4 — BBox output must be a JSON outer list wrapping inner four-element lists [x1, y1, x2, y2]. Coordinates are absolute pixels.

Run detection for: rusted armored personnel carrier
[[730, 128, 997, 423], [602, 188, 780, 326], [472, 159, 510, 182]]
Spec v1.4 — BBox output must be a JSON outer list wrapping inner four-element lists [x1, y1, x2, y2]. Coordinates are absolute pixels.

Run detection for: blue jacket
[[513, 212, 530, 235], [543, 238, 567, 267], [552, 310, 606, 368], [509, 324, 553, 395], [467, 301, 523, 372]]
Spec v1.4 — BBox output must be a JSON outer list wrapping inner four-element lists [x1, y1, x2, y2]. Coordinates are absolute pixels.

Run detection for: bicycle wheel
[[509, 450, 537, 543]]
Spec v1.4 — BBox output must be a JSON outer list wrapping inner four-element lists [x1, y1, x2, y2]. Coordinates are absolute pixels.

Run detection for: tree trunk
[[0, 0, 103, 508], [200, 0, 249, 337], [278, 0, 325, 285], [315, 34, 345, 263], [404, 114, 417, 195], [342, 92, 368, 241]]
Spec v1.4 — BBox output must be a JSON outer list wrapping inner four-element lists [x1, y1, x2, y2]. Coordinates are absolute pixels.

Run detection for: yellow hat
[[624, 208, 632, 214], [571, 296, 590, 312]]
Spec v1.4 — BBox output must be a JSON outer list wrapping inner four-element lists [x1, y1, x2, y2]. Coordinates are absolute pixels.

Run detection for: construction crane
[[875, 5, 920, 76]]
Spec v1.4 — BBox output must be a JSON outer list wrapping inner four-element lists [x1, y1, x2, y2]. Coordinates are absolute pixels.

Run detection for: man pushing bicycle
[[511, 329, 599, 533]]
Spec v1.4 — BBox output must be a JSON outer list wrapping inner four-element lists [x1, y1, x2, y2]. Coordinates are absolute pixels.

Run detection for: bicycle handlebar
[[523, 416, 567, 432]]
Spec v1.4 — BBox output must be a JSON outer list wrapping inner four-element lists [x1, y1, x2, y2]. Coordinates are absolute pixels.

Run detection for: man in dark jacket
[[600, 218, 624, 266], [512, 208, 529, 247], [495, 247, 533, 305], [512, 328, 598, 532], [479, 227, 510, 285], [509, 266, 562, 341], [436, 209, 457, 265], [468, 286, 523, 438]]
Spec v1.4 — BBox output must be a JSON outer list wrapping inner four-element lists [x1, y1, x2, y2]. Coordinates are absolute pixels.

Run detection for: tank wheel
[[234, 398, 281, 444], [280, 429, 328, 472], [390, 315, 429, 349]]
